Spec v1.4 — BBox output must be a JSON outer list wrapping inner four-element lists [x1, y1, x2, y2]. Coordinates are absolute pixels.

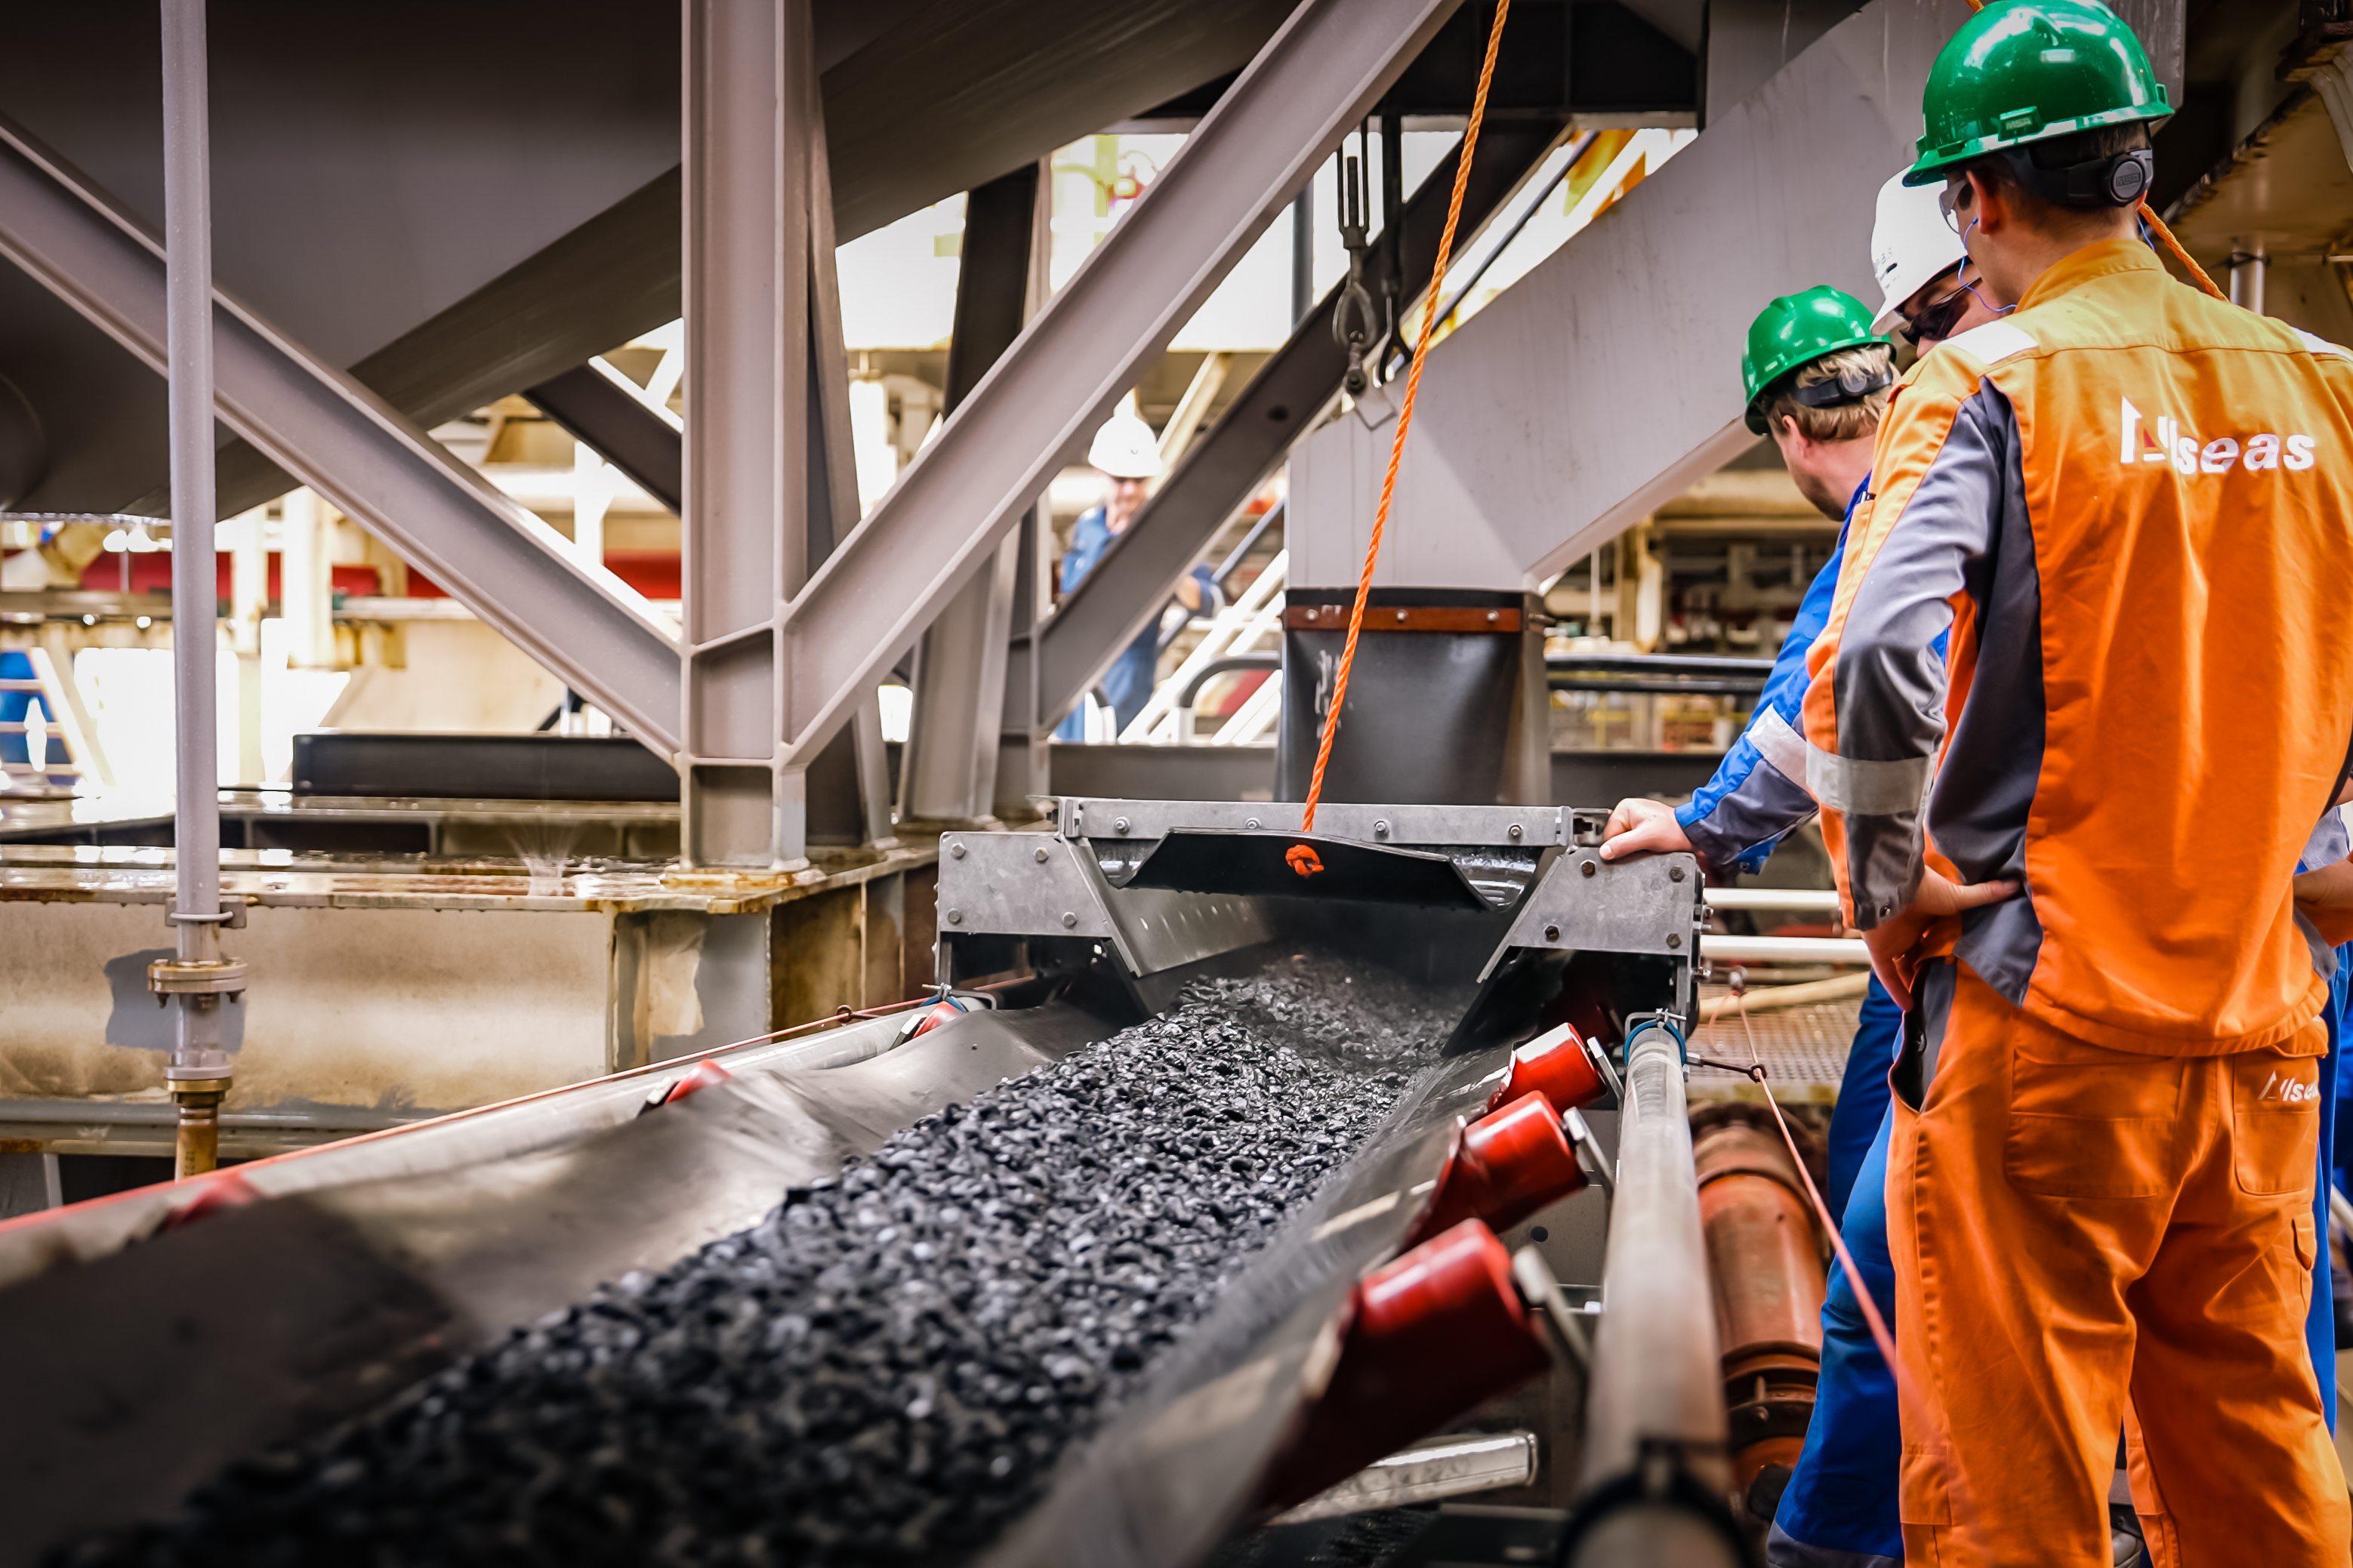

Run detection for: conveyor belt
[[0, 1000, 1112, 1565], [42, 962, 1464, 1567], [2, 803, 1713, 1568]]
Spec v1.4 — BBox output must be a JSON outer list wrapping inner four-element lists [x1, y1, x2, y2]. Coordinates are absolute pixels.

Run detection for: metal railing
[[1547, 652, 1774, 695]]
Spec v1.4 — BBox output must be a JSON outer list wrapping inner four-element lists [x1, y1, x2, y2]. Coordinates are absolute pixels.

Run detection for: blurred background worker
[[1803, 5, 2353, 1563], [1053, 405, 1220, 739]]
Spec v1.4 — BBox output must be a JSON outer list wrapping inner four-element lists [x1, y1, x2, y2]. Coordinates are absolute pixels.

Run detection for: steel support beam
[[1033, 116, 1564, 725], [0, 116, 683, 757], [901, 163, 1043, 825], [801, 77, 898, 853], [1316, 0, 2184, 590], [769, 0, 1466, 771], [995, 504, 1053, 818], [680, 0, 815, 867], [524, 363, 683, 514]]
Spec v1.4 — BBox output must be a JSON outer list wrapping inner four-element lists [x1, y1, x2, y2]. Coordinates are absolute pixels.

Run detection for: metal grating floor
[[1685, 997, 1868, 1096]]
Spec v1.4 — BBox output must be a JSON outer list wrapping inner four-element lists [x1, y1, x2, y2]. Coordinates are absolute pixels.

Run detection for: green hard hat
[[1741, 287, 1886, 436], [1904, 0, 2170, 186]]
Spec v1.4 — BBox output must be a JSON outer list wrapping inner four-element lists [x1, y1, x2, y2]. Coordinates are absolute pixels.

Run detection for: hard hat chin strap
[[1787, 364, 1895, 410]]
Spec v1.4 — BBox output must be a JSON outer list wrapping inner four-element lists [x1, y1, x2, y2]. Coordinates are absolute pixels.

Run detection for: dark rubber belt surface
[[1, 1003, 1109, 1566]]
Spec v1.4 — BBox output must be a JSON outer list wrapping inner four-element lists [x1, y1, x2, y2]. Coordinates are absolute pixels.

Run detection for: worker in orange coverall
[[1799, 3, 2353, 1563]]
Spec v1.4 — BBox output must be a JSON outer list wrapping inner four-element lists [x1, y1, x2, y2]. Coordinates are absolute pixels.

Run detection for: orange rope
[[1299, 0, 1512, 832], [2141, 200, 2226, 300]]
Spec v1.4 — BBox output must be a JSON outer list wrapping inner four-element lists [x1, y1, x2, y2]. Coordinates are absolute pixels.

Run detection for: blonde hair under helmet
[[1087, 410, 1163, 480], [1869, 169, 1966, 331]]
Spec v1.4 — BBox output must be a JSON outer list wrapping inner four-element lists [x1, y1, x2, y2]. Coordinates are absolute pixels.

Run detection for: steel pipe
[[158, 0, 236, 1178], [1704, 889, 1840, 912], [1701, 935, 1867, 964], [1568, 1018, 1738, 1567]]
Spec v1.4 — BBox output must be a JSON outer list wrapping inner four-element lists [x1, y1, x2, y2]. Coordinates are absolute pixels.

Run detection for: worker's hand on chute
[[2295, 857, 2353, 948], [1863, 869, 2021, 1010], [1599, 796, 1696, 864]]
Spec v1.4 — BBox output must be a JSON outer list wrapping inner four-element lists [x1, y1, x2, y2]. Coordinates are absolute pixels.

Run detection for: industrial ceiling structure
[[2, 2, 2344, 1564]]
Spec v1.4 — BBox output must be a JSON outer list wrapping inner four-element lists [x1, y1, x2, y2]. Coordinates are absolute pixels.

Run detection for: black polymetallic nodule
[[57, 959, 1452, 1568]]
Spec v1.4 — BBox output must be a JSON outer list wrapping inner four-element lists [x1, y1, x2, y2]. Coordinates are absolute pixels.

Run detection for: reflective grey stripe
[[1941, 319, 2037, 365], [1748, 705, 1812, 790], [1807, 743, 1931, 817], [1765, 1522, 1901, 1568]]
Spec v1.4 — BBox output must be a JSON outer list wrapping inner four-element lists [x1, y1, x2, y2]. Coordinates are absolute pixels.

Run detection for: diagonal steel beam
[[0, 113, 683, 758], [1033, 116, 1566, 726], [1339, 0, 2182, 590], [525, 363, 683, 515], [770, 0, 1467, 769]]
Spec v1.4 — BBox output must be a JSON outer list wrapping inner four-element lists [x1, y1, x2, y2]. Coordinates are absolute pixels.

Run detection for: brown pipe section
[[1692, 1105, 1827, 1494], [172, 1077, 231, 1179]]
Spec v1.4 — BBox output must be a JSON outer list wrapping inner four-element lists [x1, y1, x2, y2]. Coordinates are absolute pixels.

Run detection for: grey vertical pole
[[1291, 186, 1314, 327], [153, 0, 242, 1178], [681, 0, 813, 867]]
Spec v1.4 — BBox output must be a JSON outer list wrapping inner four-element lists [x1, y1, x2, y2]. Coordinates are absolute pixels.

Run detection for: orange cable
[[1300, 0, 1513, 832]]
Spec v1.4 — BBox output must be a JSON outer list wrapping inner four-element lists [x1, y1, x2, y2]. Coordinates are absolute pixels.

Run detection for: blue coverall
[[1051, 507, 1219, 741]]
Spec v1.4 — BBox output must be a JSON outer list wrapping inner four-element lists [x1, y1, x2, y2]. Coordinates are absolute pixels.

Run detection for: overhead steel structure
[[1284, 0, 2185, 594]]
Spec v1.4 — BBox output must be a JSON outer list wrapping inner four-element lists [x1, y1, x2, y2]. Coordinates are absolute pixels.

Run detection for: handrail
[[1548, 652, 1774, 697], [1156, 503, 1288, 656], [1175, 654, 1281, 711], [1213, 501, 1284, 591]]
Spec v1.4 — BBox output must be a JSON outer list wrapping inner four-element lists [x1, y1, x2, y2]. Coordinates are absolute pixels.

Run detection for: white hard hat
[[1869, 170, 1966, 331], [1087, 410, 1163, 480]]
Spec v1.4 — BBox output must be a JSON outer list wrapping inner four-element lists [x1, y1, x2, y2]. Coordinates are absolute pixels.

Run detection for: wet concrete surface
[[57, 957, 1464, 1568]]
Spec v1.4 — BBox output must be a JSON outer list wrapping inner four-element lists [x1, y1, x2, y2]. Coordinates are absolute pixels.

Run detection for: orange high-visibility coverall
[[1802, 238, 2353, 1565]]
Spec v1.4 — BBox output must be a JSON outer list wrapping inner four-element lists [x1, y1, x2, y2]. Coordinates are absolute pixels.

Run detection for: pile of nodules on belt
[[60, 958, 1456, 1568]]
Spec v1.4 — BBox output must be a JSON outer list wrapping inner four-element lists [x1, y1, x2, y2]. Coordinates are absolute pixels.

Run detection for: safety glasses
[[1898, 273, 1975, 346], [1938, 180, 1966, 234]]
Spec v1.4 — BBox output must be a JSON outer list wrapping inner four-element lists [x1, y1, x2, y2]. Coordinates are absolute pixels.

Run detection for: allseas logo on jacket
[[2256, 1070, 2321, 1105], [2121, 398, 2314, 474]]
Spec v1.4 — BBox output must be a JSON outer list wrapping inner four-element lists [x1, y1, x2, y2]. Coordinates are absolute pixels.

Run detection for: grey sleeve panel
[[1954, 897, 2047, 1007], [1828, 386, 2007, 928], [1929, 384, 2049, 1000], [2303, 809, 2351, 872], [1920, 386, 2040, 883], [1682, 755, 1818, 869]]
